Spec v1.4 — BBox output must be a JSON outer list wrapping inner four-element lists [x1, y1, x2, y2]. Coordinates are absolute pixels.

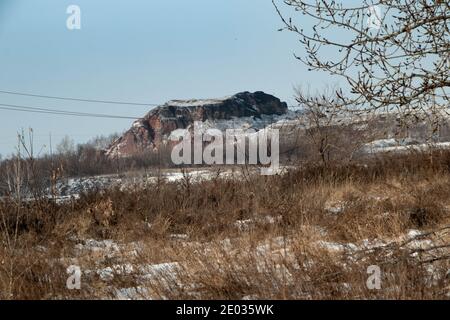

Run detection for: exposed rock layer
[[106, 91, 288, 157]]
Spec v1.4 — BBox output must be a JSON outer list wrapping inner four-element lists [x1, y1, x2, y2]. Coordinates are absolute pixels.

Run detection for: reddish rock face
[[106, 91, 288, 157]]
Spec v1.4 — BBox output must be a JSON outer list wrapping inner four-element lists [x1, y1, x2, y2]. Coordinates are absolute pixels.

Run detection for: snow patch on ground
[[234, 216, 283, 231], [317, 241, 358, 252], [362, 139, 450, 154]]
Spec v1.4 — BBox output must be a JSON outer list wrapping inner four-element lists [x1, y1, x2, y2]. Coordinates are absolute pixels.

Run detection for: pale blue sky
[[0, 0, 334, 156]]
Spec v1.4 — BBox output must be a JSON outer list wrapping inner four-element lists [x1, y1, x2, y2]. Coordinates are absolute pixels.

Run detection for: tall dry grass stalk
[[0, 146, 449, 299]]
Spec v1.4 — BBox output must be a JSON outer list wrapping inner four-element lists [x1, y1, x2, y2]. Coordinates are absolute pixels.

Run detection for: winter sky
[[0, 0, 337, 156]]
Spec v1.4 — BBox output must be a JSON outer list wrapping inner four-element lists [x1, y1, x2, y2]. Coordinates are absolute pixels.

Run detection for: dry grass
[[0, 151, 449, 299]]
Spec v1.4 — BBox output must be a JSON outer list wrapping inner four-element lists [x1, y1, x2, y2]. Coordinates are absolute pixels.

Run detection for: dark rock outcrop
[[106, 91, 288, 157]]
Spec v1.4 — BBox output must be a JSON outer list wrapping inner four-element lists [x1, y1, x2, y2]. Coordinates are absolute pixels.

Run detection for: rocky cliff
[[106, 91, 288, 157]]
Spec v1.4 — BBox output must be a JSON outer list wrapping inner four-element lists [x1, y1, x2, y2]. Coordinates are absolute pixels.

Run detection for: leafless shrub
[[294, 85, 379, 164]]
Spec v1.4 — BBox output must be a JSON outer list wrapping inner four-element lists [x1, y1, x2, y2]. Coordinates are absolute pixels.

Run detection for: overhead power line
[[0, 89, 161, 106], [0, 103, 142, 119]]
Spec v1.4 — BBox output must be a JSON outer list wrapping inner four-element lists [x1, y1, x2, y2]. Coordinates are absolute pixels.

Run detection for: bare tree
[[295, 85, 376, 164], [56, 135, 75, 156], [296, 85, 342, 164], [273, 0, 449, 119]]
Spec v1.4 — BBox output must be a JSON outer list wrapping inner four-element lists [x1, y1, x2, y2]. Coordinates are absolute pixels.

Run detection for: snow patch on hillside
[[166, 96, 231, 107]]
